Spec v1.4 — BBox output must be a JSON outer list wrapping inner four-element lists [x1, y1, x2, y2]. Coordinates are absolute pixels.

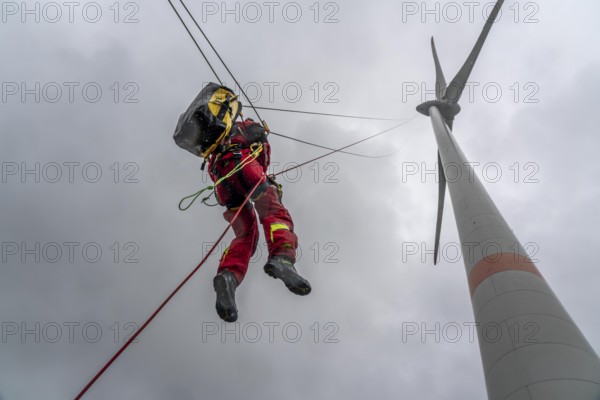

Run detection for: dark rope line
[[167, 0, 223, 85], [178, 0, 268, 129], [170, 0, 412, 158], [274, 115, 417, 176], [254, 106, 407, 122], [269, 131, 380, 158]]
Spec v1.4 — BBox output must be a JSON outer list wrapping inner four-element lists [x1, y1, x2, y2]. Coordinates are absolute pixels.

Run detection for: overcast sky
[[1, 0, 600, 399]]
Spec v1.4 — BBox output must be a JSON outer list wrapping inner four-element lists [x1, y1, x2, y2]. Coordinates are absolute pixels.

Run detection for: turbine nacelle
[[416, 100, 461, 124]]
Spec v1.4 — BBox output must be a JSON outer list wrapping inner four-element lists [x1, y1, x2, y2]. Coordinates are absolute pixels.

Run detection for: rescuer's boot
[[213, 270, 238, 322], [264, 256, 311, 296]]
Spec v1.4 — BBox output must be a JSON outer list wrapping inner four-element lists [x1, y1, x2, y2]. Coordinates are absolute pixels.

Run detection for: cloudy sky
[[1, 0, 599, 399]]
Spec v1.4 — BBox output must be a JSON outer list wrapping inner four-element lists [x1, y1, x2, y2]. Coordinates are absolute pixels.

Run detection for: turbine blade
[[447, 119, 453, 131], [444, 0, 505, 103], [431, 37, 447, 101], [434, 151, 446, 265]]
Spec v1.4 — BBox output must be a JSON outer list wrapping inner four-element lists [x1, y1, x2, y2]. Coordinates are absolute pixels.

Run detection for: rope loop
[[179, 143, 263, 211]]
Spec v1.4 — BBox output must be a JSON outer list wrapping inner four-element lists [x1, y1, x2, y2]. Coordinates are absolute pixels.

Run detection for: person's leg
[[213, 204, 258, 322], [212, 155, 269, 321], [253, 185, 297, 261], [254, 184, 311, 295], [217, 203, 259, 284]]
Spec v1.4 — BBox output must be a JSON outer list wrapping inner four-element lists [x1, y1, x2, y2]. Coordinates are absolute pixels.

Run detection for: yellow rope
[[179, 143, 263, 211]]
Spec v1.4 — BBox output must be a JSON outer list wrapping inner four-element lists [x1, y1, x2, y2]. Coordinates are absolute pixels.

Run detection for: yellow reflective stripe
[[220, 246, 230, 261], [270, 223, 289, 243]]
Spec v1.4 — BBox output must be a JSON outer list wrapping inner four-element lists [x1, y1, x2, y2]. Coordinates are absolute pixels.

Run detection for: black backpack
[[173, 83, 242, 159]]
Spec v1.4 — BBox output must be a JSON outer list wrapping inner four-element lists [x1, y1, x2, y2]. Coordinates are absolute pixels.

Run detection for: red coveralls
[[208, 119, 298, 285]]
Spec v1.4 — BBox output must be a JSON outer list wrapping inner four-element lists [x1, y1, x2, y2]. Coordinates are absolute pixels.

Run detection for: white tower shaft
[[429, 106, 600, 399]]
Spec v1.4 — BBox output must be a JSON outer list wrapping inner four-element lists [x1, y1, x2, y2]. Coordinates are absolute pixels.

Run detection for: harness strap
[[178, 143, 264, 211]]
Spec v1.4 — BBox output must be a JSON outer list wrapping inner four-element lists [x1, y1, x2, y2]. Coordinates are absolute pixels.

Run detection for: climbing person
[[174, 83, 311, 323]]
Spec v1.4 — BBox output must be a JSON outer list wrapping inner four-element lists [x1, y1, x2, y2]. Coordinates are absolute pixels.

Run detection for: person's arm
[[240, 119, 271, 172]]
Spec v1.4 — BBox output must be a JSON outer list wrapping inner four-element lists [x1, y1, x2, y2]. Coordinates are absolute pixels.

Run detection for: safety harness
[[178, 140, 264, 210]]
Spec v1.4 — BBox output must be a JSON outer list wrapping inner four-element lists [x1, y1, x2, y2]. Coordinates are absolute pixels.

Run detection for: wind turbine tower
[[416, 1, 600, 398]]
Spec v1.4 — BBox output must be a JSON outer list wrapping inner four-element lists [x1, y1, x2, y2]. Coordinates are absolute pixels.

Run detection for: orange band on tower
[[468, 253, 543, 296]]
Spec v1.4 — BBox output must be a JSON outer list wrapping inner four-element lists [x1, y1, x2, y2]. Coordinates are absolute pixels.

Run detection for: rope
[[170, 0, 412, 157], [75, 117, 416, 395], [74, 178, 265, 400], [166, 0, 222, 84], [179, 144, 263, 210], [274, 115, 417, 176], [269, 131, 383, 159], [180, 117, 416, 211], [254, 106, 407, 122], [75, 3, 418, 397], [180, 116, 417, 211], [178, 0, 269, 131]]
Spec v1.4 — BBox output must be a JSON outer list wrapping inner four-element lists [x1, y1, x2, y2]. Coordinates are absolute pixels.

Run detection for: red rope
[[74, 178, 265, 400], [74, 115, 417, 397]]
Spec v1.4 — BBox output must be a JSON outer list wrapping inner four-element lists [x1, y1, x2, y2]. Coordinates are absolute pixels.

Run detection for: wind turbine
[[416, 0, 600, 398]]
